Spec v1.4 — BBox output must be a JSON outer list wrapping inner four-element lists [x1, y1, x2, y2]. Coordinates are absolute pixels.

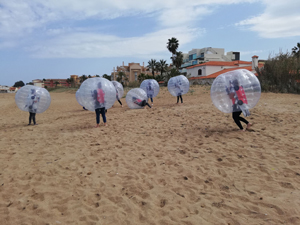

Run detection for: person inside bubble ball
[[226, 79, 252, 131], [115, 87, 123, 107], [132, 96, 151, 108], [175, 79, 183, 104], [25, 88, 40, 125], [93, 82, 107, 127], [146, 81, 154, 105]]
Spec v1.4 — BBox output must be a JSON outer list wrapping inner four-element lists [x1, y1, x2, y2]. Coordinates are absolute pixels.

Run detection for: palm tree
[[66, 78, 71, 87], [167, 37, 179, 65], [156, 59, 168, 76], [102, 74, 111, 80], [66, 77, 75, 87], [292, 42, 300, 59], [116, 71, 128, 86], [147, 59, 157, 77], [173, 51, 184, 70]]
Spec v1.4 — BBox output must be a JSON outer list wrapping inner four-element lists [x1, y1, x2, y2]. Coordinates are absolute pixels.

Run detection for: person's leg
[[95, 108, 100, 127], [32, 113, 36, 125], [232, 111, 244, 130], [146, 103, 152, 108], [239, 117, 249, 125], [28, 113, 32, 125], [180, 95, 183, 103], [238, 115, 252, 129], [118, 99, 123, 106], [100, 108, 107, 126], [177, 96, 179, 103]]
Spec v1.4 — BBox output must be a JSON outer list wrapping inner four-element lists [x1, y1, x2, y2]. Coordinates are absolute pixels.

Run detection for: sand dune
[[1, 85, 300, 225]]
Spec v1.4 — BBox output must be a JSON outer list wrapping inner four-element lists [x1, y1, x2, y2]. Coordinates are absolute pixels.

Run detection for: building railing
[[181, 62, 192, 68]]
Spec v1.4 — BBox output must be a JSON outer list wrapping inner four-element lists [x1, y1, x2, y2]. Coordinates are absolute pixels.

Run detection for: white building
[[32, 79, 44, 88], [181, 47, 240, 73], [187, 55, 263, 84], [0, 85, 10, 93]]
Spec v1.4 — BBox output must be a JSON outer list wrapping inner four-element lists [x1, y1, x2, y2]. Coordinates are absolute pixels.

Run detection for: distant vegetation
[[47, 87, 78, 93], [13, 80, 25, 87], [256, 43, 300, 93]]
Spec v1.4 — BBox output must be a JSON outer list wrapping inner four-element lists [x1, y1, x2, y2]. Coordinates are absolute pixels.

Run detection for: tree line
[[116, 37, 184, 86], [256, 42, 300, 93], [12, 40, 300, 93]]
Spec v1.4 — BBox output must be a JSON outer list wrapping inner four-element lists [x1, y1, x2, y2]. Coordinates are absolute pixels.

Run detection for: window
[[198, 69, 202, 76], [135, 72, 137, 81]]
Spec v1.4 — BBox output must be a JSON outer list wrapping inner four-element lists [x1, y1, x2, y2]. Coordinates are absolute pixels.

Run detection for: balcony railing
[[181, 62, 192, 68]]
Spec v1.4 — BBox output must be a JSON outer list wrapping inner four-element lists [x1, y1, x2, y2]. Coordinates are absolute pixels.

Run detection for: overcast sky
[[1, 0, 300, 86]]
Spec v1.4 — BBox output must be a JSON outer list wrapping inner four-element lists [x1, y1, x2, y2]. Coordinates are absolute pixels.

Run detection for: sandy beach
[[1, 85, 300, 225]]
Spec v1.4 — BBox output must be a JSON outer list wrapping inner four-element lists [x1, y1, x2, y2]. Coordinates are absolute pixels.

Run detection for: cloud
[[0, 41, 16, 49], [27, 27, 205, 58], [0, 0, 254, 37], [236, 0, 300, 38], [3, 0, 297, 60]]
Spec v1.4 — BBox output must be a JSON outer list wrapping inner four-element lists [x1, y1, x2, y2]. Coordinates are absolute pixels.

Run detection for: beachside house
[[187, 55, 263, 85], [181, 47, 240, 74], [32, 79, 44, 88], [0, 85, 10, 93], [111, 62, 157, 84]]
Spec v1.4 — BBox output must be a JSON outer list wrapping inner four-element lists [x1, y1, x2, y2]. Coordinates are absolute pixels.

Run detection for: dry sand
[[1, 85, 300, 225]]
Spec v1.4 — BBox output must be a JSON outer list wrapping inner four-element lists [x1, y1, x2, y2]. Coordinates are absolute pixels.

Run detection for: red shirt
[[97, 89, 105, 103]]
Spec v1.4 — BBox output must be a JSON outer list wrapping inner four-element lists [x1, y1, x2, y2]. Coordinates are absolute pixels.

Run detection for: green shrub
[[256, 52, 300, 93]]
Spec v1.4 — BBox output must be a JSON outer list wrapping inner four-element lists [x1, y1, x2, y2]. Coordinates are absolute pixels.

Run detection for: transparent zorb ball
[[111, 81, 124, 100], [211, 69, 261, 116], [168, 75, 189, 97], [126, 88, 148, 109], [140, 79, 159, 98], [78, 77, 116, 111], [15, 85, 51, 113]]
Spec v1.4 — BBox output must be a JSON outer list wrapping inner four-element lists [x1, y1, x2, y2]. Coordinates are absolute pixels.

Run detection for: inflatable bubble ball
[[75, 89, 85, 107], [77, 77, 116, 111], [168, 75, 190, 97], [140, 79, 160, 98], [15, 85, 51, 113], [210, 69, 261, 114], [126, 88, 148, 109], [111, 81, 124, 100]]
